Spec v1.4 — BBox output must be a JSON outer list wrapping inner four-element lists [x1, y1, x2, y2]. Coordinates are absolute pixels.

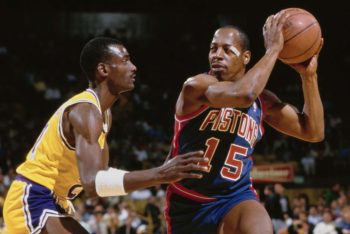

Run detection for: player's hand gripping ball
[[278, 8, 322, 64]]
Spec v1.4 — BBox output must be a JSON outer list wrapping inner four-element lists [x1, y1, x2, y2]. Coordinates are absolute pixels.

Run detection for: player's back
[[16, 88, 109, 205]]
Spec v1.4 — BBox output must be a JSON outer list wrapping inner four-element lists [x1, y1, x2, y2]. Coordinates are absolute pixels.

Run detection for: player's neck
[[90, 86, 119, 112], [229, 69, 245, 82]]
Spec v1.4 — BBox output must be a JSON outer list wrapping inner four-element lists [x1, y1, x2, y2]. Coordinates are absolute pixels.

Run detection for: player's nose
[[130, 61, 137, 72], [213, 47, 224, 59]]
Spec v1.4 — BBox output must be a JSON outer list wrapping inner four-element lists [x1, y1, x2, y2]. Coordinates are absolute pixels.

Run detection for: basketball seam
[[280, 29, 321, 60], [284, 21, 318, 43], [284, 11, 315, 38]]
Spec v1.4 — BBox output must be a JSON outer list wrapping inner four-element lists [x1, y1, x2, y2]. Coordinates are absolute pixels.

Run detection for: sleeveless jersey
[[16, 88, 110, 202], [170, 97, 265, 202]]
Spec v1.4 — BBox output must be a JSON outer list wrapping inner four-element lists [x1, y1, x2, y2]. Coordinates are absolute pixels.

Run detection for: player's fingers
[[315, 38, 324, 55], [309, 39, 323, 65], [273, 11, 288, 29], [177, 150, 204, 159], [179, 172, 204, 179], [264, 15, 274, 30], [309, 54, 318, 68], [265, 14, 273, 23], [178, 163, 209, 172], [278, 12, 289, 29], [272, 12, 281, 26], [183, 163, 209, 172], [182, 156, 209, 165]]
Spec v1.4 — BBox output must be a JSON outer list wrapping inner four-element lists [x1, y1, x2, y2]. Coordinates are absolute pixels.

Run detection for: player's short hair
[[222, 25, 250, 51], [80, 37, 123, 83]]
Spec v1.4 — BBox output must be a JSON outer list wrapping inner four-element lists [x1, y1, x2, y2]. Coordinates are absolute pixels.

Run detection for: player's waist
[[169, 182, 257, 203], [170, 175, 254, 202], [168, 183, 217, 203], [15, 174, 74, 213], [17, 164, 81, 199], [16, 174, 45, 187]]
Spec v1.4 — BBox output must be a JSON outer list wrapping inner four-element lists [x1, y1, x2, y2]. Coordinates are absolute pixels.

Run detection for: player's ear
[[243, 50, 251, 65], [96, 63, 108, 79]]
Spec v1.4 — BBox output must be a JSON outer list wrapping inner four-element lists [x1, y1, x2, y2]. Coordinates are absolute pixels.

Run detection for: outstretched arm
[[69, 103, 209, 197], [262, 46, 324, 142], [123, 151, 208, 192]]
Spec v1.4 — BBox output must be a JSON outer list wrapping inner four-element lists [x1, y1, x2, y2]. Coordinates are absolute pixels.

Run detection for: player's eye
[[224, 47, 232, 54]]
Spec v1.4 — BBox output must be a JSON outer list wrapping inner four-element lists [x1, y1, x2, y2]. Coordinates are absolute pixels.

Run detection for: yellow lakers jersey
[[16, 88, 110, 202]]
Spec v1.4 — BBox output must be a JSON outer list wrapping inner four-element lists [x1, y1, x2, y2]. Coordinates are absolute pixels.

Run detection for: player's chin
[[119, 84, 135, 94], [212, 70, 227, 81], [211, 69, 223, 77], [126, 83, 135, 91]]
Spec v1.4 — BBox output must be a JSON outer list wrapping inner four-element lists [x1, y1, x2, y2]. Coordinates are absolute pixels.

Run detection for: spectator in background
[[324, 183, 341, 207], [275, 183, 292, 216], [301, 146, 317, 177], [313, 210, 337, 234], [118, 213, 137, 234], [308, 205, 322, 226], [88, 205, 109, 234], [299, 193, 311, 213], [264, 184, 285, 234], [288, 211, 314, 234], [335, 205, 350, 234], [272, 135, 292, 162], [144, 196, 161, 234]]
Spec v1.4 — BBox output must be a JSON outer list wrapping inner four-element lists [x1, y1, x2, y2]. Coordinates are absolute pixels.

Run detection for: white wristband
[[95, 168, 128, 197]]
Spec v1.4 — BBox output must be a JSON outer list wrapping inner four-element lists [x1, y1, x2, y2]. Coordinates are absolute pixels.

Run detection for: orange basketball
[[278, 8, 322, 64]]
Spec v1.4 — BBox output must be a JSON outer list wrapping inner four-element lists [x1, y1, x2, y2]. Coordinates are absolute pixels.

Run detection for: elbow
[[232, 91, 257, 108], [243, 92, 258, 106], [310, 132, 325, 143], [306, 129, 325, 143]]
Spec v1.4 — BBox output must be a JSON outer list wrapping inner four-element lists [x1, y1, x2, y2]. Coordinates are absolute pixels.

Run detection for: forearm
[[123, 168, 159, 193], [206, 50, 279, 107], [238, 49, 280, 97], [301, 74, 324, 141], [94, 167, 159, 197]]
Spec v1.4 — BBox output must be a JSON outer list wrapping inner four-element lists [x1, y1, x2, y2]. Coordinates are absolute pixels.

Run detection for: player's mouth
[[211, 63, 226, 72], [130, 73, 136, 82]]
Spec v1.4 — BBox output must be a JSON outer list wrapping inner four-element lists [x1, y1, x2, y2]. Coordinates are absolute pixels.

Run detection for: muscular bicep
[[262, 90, 309, 141], [69, 103, 105, 196]]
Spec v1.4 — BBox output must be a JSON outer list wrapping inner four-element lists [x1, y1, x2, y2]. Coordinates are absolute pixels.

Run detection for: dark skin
[[173, 11, 324, 234], [42, 44, 209, 233]]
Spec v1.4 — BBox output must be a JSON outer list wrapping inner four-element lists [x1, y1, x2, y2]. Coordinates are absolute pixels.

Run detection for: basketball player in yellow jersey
[[3, 37, 210, 234]]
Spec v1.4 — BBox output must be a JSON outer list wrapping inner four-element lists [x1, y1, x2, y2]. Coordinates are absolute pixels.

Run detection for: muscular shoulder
[[177, 74, 218, 115], [182, 74, 218, 98], [68, 103, 103, 143], [184, 74, 218, 87]]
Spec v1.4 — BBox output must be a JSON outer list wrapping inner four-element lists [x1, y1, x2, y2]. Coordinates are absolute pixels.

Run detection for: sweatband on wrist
[[95, 167, 128, 197]]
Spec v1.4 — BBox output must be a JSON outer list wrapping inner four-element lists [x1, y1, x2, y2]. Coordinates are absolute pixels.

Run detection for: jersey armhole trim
[[175, 105, 209, 122]]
